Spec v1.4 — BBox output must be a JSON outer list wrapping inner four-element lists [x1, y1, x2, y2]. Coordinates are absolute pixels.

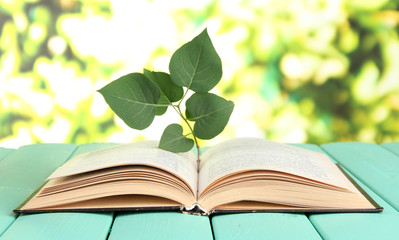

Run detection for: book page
[[48, 141, 198, 194], [198, 138, 357, 195]]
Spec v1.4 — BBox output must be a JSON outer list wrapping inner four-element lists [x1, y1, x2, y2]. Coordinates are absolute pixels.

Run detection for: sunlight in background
[[1, 0, 399, 148]]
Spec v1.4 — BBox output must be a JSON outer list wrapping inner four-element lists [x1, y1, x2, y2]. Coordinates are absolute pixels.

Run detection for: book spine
[[181, 203, 208, 215]]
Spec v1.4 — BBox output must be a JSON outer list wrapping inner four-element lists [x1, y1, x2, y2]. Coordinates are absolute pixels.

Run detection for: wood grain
[[381, 142, 399, 157], [0, 143, 116, 240], [212, 213, 322, 240], [1, 142, 399, 239], [0, 148, 13, 162], [0, 144, 76, 237], [305, 143, 399, 240], [321, 142, 399, 211], [109, 212, 213, 240]]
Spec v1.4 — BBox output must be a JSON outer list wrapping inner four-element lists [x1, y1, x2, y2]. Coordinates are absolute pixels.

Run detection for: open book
[[15, 138, 382, 214]]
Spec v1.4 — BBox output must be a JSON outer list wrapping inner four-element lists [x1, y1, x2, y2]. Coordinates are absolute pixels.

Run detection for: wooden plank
[[0, 143, 116, 240], [108, 212, 213, 240], [106, 145, 213, 240], [109, 144, 320, 240], [321, 142, 399, 211], [299, 144, 399, 240], [1, 213, 113, 240], [0, 144, 76, 237], [309, 177, 399, 240], [0, 144, 76, 189], [212, 213, 321, 240], [0, 148, 13, 162], [381, 142, 399, 157], [72, 142, 118, 155], [210, 145, 325, 240]]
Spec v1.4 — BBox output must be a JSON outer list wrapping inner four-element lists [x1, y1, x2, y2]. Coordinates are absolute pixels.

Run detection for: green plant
[[98, 29, 234, 165]]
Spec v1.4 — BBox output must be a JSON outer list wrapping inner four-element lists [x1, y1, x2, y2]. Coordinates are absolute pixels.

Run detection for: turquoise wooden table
[[0, 142, 399, 240]]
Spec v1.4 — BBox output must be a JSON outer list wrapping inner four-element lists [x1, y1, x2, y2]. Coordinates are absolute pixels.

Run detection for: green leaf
[[154, 95, 169, 116], [98, 73, 160, 130], [186, 93, 234, 140], [143, 69, 184, 102], [169, 28, 222, 93], [144, 69, 184, 115], [159, 124, 194, 153]]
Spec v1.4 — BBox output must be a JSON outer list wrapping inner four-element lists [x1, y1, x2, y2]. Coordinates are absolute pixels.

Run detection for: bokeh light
[[1, 0, 398, 148]]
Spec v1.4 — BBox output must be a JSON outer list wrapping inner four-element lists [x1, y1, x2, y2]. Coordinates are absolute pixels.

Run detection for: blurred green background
[[1, 0, 399, 148]]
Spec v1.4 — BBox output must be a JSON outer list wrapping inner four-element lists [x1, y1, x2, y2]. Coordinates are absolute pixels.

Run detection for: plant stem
[[172, 105, 201, 172]]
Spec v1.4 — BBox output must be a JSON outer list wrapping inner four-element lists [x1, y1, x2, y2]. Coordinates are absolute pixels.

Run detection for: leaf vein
[[190, 103, 232, 120]]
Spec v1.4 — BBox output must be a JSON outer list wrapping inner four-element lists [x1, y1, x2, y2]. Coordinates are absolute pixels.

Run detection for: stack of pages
[[15, 138, 382, 215]]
